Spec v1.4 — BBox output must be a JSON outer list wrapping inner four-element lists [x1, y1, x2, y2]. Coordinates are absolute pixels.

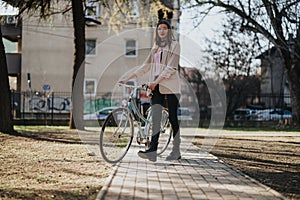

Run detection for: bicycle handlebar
[[118, 82, 153, 96], [117, 82, 147, 90]]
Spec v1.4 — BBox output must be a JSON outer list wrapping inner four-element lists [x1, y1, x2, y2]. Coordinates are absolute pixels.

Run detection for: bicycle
[[99, 83, 172, 163]]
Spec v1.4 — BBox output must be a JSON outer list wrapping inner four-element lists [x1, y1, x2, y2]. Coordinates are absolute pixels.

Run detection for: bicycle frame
[[128, 95, 149, 123], [121, 84, 152, 142]]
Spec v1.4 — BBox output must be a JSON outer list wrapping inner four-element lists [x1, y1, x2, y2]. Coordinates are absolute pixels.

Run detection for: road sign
[[43, 84, 51, 91]]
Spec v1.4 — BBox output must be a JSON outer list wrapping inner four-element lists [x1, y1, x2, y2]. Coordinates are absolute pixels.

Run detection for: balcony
[[1, 17, 22, 42]]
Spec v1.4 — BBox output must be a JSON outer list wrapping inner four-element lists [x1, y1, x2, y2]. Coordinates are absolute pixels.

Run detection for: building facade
[[256, 47, 291, 108], [3, 0, 182, 116]]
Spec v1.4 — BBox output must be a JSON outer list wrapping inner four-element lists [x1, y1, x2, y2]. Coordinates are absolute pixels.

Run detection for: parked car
[[84, 106, 117, 120], [233, 108, 256, 121], [252, 109, 292, 121]]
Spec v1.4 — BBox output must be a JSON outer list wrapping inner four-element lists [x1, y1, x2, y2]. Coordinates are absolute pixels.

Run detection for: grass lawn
[[0, 126, 111, 200]]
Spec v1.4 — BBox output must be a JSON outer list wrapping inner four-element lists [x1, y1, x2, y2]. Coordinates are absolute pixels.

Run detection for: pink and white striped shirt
[[153, 47, 163, 78]]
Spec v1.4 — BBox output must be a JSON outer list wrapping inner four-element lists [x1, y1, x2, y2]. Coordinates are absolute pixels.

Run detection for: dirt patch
[[0, 126, 111, 200], [194, 136, 300, 199]]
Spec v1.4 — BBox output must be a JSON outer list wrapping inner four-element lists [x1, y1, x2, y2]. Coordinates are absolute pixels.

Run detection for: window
[[3, 38, 17, 53], [84, 79, 97, 96], [125, 39, 137, 57], [86, 39, 96, 56]]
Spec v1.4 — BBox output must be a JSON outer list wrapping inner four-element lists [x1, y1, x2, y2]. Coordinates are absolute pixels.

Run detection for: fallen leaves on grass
[[0, 127, 111, 200]]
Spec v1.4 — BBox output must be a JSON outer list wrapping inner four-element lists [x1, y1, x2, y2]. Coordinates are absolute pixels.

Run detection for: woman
[[121, 20, 181, 162]]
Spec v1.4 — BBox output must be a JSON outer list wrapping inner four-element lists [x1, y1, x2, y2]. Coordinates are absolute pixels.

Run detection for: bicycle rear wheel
[[100, 108, 133, 163], [146, 108, 172, 155]]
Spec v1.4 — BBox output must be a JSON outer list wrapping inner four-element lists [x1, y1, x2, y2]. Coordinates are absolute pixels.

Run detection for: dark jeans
[[150, 85, 180, 149]]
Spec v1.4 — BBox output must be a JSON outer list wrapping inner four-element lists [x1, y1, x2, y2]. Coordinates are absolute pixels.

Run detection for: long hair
[[155, 20, 174, 48]]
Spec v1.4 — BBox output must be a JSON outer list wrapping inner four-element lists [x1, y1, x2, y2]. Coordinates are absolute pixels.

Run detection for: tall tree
[[187, 0, 300, 124], [0, 26, 14, 134], [69, 0, 85, 129]]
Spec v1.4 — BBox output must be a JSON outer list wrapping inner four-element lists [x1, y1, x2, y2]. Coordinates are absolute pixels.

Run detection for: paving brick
[[97, 138, 287, 200]]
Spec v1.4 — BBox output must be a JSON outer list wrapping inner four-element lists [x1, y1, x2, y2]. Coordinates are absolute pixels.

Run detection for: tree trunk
[[287, 68, 300, 125], [69, 0, 85, 129], [0, 27, 14, 134], [283, 27, 300, 126], [286, 34, 300, 125]]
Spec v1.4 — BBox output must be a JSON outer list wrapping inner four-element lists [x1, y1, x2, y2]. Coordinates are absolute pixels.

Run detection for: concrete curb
[[95, 163, 119, 200]]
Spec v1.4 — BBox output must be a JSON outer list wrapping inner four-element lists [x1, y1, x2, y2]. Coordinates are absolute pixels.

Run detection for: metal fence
[[11, 90, 72, 120], [11, 90, 292, 122], [11, 90, 123, 121]]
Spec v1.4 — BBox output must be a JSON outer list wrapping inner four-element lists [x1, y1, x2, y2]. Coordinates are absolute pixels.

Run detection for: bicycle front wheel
[[100, 108, 133, 163]]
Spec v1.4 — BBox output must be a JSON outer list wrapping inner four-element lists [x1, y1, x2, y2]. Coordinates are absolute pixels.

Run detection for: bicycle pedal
[[136, 137, 143, 145], [141, 139, 148, 143], [145, 141, 151, 149]]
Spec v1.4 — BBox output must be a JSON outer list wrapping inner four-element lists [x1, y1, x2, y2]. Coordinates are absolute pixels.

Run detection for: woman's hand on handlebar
[[149, 82, 157, 91]]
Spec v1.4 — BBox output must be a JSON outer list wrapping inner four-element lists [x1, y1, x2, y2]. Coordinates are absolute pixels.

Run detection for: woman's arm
[[120, 74, 137, 83]]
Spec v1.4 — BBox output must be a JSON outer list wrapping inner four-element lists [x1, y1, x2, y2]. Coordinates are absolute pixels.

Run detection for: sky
[[0, 1, 18, 15], [179, 7, 224, 67]]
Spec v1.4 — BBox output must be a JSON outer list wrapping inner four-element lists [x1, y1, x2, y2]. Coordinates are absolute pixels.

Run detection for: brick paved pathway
[[96, 139, 286, 200]]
